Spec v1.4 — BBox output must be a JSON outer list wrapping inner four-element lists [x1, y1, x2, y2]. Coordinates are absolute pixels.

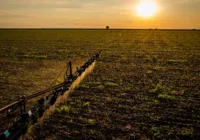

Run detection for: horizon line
[[0, 28, 199, 30]]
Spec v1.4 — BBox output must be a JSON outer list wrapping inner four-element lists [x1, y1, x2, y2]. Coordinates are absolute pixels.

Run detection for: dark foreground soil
[[26, 30, 200, 139]]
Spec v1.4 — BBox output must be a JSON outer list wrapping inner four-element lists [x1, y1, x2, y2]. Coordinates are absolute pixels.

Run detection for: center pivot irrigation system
[[0, 51, 101, 140]]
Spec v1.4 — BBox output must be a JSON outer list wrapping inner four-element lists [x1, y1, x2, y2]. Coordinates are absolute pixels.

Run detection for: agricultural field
[[1, 29, 200, 139], [0, 29, 102, 108]]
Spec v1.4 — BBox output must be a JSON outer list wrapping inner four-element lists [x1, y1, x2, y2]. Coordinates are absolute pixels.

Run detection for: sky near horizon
[[0, 0, 200, 29]]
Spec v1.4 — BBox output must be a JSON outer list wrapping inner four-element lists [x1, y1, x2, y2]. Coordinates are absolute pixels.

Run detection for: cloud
[[0, 11, 36, 18], [0, 0, 199, 28], [1, 0, 128, 10], [159, 0, 200, 6]]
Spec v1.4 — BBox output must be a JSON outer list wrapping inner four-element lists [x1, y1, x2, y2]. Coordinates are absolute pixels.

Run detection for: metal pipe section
[[0, 51, 101, 140]]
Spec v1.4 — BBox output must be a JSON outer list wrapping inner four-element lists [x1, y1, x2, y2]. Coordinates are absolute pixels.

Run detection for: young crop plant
[[167, 59, 188, 64], [146, 70, 153, 74], [158, 93, 175, 100], [151, 83, 163, 93], [83, 101, 90, 108], [151, 56, 157, 63], [77, 84, 90, 90], [177, 128, 194, 139], [97, 84, 105, 90], [88, 119, 96, 125], [104, 82, 118, 87], [55, 105, 70, 113]]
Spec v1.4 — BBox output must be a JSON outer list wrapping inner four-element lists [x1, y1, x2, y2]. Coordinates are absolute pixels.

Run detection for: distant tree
[[106, 26, 110, 29]]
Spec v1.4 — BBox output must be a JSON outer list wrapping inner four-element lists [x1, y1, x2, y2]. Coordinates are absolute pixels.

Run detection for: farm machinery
[[0, 51, 101, 140]]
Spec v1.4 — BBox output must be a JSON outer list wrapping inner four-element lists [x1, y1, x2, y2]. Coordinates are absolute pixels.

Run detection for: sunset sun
[[136, 0, 158, 18]]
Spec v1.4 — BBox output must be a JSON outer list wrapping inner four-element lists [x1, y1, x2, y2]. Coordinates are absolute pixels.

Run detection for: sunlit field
[[0, 29, 200, 139]]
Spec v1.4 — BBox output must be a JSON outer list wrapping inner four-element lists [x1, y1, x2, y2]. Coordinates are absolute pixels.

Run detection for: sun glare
[[136, 0, 158, 18]]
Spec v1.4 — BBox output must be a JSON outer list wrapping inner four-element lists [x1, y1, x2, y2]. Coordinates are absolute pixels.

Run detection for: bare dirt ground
[[17, 29, 200, 139]]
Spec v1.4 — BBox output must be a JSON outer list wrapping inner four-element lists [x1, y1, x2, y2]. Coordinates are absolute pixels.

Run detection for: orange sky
[[0, 0, 200, 29]]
